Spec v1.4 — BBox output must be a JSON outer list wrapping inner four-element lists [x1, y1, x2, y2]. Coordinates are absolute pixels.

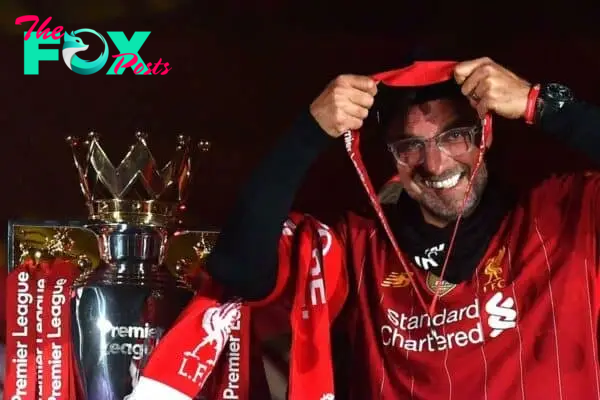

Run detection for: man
[[205, 57, 600, 398]]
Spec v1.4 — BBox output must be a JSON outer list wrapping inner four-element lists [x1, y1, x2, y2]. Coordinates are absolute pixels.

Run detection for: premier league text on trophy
[[11, 271, 68, 400], [97, 321, 165, 360]]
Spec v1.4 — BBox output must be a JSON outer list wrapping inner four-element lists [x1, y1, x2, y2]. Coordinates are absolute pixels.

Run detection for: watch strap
[[524, 84, 540, 125]]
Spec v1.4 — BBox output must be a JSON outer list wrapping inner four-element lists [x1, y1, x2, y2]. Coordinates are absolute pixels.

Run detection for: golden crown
[[67, 132, 210, 226]]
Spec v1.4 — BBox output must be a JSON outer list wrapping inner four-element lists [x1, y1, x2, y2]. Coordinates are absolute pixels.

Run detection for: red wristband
[[524, 84, 541, 125]]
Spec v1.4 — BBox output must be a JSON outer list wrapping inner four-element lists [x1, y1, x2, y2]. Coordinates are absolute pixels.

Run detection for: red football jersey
[[274, 172, 600, 399]]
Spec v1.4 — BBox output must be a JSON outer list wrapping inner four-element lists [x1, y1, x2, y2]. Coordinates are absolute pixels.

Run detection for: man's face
[[386, 98, 489, 225]]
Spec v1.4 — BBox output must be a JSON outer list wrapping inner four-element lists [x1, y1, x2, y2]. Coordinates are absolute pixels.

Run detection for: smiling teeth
[[425, 174, 461, 189]]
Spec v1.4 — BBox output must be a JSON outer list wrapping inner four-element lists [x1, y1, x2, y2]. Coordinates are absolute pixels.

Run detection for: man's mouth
[[422, 172, 464, 190]]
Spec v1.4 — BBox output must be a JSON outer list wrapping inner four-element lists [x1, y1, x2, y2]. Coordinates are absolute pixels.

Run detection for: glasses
[[387, 125, 482, 167]]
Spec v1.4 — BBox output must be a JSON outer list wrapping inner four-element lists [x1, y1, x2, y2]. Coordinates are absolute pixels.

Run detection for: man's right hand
[[310, 74, 377, 138]]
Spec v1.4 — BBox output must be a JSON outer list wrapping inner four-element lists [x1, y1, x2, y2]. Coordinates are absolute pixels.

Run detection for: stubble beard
[[417, 163, 489, 224]]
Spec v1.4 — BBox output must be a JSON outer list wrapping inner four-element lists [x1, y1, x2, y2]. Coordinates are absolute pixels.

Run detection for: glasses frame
[[387, 124, 482, 167]]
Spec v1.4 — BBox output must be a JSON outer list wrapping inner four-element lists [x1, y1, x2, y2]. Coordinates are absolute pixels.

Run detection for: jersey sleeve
[[588, 172, 600, 254], [563, 172, 600, 265], [525, 173, 600, 268], [573, 171, 600, 251]]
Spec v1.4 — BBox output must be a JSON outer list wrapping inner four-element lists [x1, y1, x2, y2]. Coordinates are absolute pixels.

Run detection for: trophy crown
[[67, 132, 206, 226]]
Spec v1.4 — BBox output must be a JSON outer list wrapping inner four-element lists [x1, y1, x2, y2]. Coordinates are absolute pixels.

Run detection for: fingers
[[334, 92, 369, 126], [475, 99, 489, 119], [344, 115, 365, 131], [332, 76, 376, 120], [332, 85, 374, 108], [343, 101, 370, 120], [336, 74, 378, 96], [466, 87, 490, 119], [454, 57, 493, 85], [310, 74, 377, 137], [330, 108, 364, 133], [348, 88, 376, 108], [460, 64, 492, 99], [455, 58, 496, 118], [468, 96, 489, 119]]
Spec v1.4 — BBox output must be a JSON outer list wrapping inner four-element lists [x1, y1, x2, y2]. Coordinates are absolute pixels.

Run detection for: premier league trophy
[[66, 132, 206, 400]]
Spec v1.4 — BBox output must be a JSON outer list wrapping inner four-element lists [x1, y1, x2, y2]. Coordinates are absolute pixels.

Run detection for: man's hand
[[310, 74, 377, 138], [454, 57, 532, 119]]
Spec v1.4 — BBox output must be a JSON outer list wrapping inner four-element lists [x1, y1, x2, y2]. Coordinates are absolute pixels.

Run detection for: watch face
[[544, 83, 573, 102]]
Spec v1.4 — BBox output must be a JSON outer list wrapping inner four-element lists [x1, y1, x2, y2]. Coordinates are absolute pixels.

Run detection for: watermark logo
[[15, 15, 171, 75], [62, 29, 108, 75]]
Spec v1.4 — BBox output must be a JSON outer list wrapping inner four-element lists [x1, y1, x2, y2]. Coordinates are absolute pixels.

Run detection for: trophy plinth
[[66, 132, 208, 400]]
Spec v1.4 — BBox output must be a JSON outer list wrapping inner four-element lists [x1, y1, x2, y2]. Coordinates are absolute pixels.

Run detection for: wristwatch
[[535, 83, 574, 123]]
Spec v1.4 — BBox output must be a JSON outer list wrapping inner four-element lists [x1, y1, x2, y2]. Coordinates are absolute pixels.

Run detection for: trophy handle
[[166, 229, 219, 283], [7, 220, 99, 272]]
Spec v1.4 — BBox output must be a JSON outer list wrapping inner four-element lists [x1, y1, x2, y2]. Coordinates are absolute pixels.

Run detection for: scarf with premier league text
[[4, 258, 81, 400]]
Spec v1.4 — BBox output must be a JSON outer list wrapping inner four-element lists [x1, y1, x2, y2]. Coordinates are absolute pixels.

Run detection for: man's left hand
[[454, 57, 531, 119]]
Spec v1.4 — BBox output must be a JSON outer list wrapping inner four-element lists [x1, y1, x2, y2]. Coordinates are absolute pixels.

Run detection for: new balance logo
[[414, 243, 445, 271], [485, 292, 517, 338], [381, 272, 413, 288]]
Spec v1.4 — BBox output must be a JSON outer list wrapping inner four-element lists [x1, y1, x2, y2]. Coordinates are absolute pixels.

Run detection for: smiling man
[[204, 57, 600, 398], [382, 82, 489, 225]]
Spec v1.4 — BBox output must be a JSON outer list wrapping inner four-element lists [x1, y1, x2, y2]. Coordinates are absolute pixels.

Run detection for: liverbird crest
[[66, 132, 210, 226]]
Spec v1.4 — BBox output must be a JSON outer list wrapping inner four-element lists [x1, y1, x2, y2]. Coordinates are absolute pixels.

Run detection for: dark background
[[0, 0, 599, 391], [1, 0, 599, 242]]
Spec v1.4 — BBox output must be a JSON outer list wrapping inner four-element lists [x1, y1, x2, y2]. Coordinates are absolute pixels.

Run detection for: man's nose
[[422, 144, 445, 175]]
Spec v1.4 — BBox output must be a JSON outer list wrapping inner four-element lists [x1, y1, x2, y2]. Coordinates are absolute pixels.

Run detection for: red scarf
[[4, 258, 80, 400], [105, 61, 495, 400], [129, 213, 346, 400]]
